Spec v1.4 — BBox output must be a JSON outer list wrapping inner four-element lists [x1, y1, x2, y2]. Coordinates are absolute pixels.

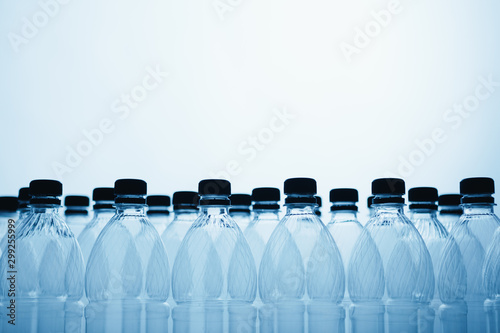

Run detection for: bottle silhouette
[[446, 177, 500, 333], [244, 187, 281, 333], [172, 179, 257, 333], [229, 194, 252, 232], [64, 195, 90, 239], [408, 187, 449, 333], [438, 194, 463, 233], [483, 227, 500, 333], [259, 177, 345, 333], [147, 195, 172, 235], [86, 179, 170, 333], [78, 187, 116, 264], [1, 179, 85, 333], [364, 178, 434, 333], [326, 188, 364, 333]]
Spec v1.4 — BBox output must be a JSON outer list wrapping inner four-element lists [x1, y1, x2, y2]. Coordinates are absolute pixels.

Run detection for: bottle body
[[259, 204, 345, 333], [85, 204, 170, 332], [483, 227, 500, 333], [78, 208, 115, 264]]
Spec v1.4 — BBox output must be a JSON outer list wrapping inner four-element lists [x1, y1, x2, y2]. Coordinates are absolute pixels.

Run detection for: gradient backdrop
[[1, 0, 499, 215]]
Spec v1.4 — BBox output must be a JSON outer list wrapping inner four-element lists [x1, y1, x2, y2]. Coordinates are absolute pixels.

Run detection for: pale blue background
[[1, 0, 499, 215]]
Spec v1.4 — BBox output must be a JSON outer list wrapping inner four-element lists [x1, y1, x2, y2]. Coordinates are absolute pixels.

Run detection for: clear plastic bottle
[[408, 187, 449, 333], [243, 187, 281, 333], [483, 227, 500, 333], [363, 178, 434, 333], [172, 179, 256, 333], [0, 179, 85, 332], [78, 187, 116, 264], [438, 194, 463, 233], [147, 195, 172, 235], [326, 188, 364, 332], [448, 177, 500, 333], [64, 195, 90, 239], [259, 178, 345, 333], [86, 179, 170, 332], [229, 193, 252, 232], [0, 196, 19, 256]]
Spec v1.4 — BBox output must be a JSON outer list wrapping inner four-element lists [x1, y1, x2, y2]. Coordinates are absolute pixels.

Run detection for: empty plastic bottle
[[0, 179, 85, 333], [78, 187, 115, 264], [447, 177, 500, 333], [314, 195, 322, 218], [483, 227, 500, 333], [364, 178, 434, 333], [0, 189, 30, 258], [326, 188, 364, 332], [0, 197, 18, 241], [229, 193, 252, 232], [172, 179, 256, 333], [147, 195, 172, 235], [408, 187, 449, 333], [86, 179, 170, 333], [438, 194, 463, 233], [64, 195, 90, 239], [259, 177, 345, 333]]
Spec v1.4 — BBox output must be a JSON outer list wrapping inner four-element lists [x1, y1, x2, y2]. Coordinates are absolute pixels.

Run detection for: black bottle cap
[[198, 179, 231, 205], [252, 187, 280, 202], [372, 178, 405, 204], [460, 177, 495, 204], [18, 187, 31, 209], [64, 195, 90, 207], [29, 179, 63, 205], [284, 178, 317, 204], [330, 188, 359, 203], [367, 196, 375, 209], [0, 197, 18, 212], [315, 196, 322, 207], [114, 179, 147, 204], [438, 194, 462, 206], [251, 187, 280, 210], [230, 194, 251, 206], [408, 187, 438, 210], [93, 187, 115, 201], [147, 195, 171, 207], [173, 191, 199, 210]]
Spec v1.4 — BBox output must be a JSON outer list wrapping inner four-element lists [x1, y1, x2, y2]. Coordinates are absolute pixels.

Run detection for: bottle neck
[[462, 203, 495, 215], [115, 203, 147, 215], [286, 203, 316, 215], [30, 204, 60, 214], [409, 208, 438, 219], [93, 208, 116, 218], [229, 205, 251, 214], [330, 210, 358, 222], [65, 207, 89, 216], [173, 209, 199, 220], [374, 203, 405, 215], [201, 206, 229, 215], [439, 206, 463, 215], [253, 209, 280, 219]]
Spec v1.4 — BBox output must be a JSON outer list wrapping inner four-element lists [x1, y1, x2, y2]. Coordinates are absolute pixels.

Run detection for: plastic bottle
[[0, 196, 18, 256], [326, 188, 364, 332], [147, 195, 172, 235], [483, 227, 500, 333], [0, 179, 85, 332], [408, 187, 449, 333], [229, 194, 252, 232], [86, 179, 170, 332], [78, 187, 115, 264], [259, 177, 345, 333], [364, 178, 434, 333], [448, 177, 500, 333], [64, 195, 90, 239], [172, 179, 256, 333], [438, 194, 463, 233]]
